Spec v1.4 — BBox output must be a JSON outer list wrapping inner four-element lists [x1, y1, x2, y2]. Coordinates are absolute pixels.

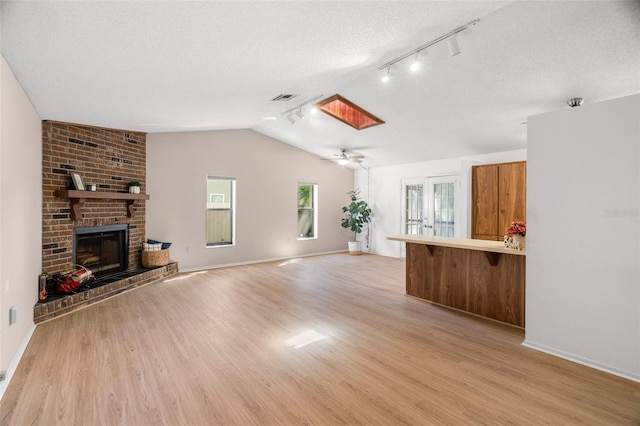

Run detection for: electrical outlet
[[0, 371, 6, 381]]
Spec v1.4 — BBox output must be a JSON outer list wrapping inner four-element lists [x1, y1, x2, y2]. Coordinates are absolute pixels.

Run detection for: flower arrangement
[[505, 221, 526, 236]]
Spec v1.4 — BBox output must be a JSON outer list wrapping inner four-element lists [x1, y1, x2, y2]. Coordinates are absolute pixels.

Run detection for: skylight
[[315, 95, 385, 130]]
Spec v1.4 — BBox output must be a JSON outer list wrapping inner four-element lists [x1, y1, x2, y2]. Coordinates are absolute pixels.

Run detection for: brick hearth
[[34, 263, 178, 323]]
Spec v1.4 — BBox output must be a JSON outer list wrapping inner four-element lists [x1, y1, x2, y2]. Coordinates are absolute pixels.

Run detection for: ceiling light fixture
[[409, 53, 420, 72], [381, 67, 391, 83], [281, 94, 323, 123], [447, 34, 461, 56], [567, 97, 585, 107], [377, 19, 479, 77]]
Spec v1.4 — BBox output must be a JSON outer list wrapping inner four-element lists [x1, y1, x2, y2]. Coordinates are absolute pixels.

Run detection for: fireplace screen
[[74, 225, 128, 276]]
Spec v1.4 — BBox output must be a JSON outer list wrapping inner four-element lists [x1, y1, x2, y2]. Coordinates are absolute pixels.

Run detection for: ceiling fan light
[[338, 158, 349, 166]]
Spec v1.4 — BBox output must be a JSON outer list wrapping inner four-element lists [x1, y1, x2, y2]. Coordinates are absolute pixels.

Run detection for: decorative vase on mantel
[[128, 181, 141, 194]]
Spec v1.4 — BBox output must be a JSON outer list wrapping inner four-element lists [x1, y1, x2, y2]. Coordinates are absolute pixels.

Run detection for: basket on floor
[[142, 249, 169, 268]]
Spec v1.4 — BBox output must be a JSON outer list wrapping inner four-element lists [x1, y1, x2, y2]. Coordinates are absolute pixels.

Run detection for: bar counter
[[388, 235, 526, 327]]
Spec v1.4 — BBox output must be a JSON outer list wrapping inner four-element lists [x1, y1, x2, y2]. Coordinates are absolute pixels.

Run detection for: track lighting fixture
[[281, 94, 323, 124], [381, 67, 391, 83], [447, 34, 461, 56], [377, 19, 479, 81], [409, 53, 420, 72]]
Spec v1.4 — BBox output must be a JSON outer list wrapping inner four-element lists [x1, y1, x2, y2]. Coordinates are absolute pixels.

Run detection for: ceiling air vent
[[271, 94, 299, 102]]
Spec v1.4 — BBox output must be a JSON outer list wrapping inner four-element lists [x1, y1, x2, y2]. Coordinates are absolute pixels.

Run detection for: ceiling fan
[[328, 149, 364, 166]]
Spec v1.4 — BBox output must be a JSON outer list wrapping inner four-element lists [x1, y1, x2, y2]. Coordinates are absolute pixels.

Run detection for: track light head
[[447, 34, 461, 56], [295, 108, 304, 120], [409, 52, 420, 72], [286, 113, 295, 124], [381, 67, 391, 83]]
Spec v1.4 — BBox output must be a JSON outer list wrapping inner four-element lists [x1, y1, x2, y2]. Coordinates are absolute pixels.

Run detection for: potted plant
[[341, 189, 372, 255], [128, 181, 141, 194], [505, 220, 526, 250]]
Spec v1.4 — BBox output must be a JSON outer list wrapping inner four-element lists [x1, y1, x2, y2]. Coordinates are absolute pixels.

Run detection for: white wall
[[0, 55, 41, 398], [355, 149, 526, 257], [147, 130, 354, 271], [525, 94, 639, 382]]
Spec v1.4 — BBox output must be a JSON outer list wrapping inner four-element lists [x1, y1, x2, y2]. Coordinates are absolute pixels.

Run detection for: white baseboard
[[178, 249, 349, 273], [522, 339, 640, 383], [0, 322, 36, 401]]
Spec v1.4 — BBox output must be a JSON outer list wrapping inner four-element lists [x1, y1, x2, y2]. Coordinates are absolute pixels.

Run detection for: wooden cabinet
[[472, 161, 526, 241]]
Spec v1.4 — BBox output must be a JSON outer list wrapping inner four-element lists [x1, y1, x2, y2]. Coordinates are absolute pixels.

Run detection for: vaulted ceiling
[[1, 1, 639, 167]]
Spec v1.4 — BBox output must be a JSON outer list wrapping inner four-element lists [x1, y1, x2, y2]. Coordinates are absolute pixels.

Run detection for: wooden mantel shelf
[[54, 189, 150, 220]]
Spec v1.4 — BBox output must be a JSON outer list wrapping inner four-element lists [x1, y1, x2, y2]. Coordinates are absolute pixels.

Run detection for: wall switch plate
[[0, 371, 6, 381], [9, 306, 18, 325]]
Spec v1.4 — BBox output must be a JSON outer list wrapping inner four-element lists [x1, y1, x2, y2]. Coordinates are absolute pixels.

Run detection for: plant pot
[[129, 185, 140, 194], [348, 241, 363, 255]]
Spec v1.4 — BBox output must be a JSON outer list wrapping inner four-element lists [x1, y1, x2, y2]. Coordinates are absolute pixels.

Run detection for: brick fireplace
[[42, 121, 146, 274], [37, 121, 177, 323]]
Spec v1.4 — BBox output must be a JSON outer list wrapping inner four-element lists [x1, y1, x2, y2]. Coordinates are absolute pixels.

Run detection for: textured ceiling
[[1, 1, 639, 167]]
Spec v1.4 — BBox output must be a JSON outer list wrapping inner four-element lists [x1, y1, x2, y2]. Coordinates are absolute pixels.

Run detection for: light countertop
[[387, 235, 526, 256]]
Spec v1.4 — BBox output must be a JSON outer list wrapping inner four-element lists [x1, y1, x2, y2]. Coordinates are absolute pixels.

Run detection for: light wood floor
[[1, 254, 638, 425]]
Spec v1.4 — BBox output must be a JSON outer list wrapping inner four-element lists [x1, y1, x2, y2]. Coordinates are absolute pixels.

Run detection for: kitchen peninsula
[[388, 235, 525, 328]]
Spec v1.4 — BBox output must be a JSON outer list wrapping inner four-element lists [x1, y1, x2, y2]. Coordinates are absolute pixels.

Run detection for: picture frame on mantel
[[69, 172, 85, 191]]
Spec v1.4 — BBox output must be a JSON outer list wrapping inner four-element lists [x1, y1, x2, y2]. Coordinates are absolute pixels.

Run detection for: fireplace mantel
[[55, 189, 150, 220]]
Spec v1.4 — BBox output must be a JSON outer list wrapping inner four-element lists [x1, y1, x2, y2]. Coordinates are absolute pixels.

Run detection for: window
[[297, 183, 317, 239], [206, 176, 235, 247]]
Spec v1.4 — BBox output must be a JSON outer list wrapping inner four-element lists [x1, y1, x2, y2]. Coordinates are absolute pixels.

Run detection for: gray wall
[[525, 94, 639, 381]]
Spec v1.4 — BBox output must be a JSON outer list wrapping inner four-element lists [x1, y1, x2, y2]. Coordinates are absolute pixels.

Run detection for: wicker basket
[[142, 249, 169, 268]]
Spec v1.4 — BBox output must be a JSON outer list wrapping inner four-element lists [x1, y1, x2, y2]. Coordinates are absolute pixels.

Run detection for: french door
[[401, 176, 459, 256], [428, 176, 458, 238]]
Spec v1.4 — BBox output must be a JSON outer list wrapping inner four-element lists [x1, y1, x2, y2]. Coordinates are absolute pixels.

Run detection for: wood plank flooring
[[1, 253, 638, 425]]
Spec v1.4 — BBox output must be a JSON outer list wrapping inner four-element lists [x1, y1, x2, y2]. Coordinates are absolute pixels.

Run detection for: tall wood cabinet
[[472, 161, 526, 241]]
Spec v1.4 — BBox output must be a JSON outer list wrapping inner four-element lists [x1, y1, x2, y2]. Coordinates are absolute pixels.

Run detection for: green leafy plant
[[341, 189, 372, 242], [128, 181, 141, 187]]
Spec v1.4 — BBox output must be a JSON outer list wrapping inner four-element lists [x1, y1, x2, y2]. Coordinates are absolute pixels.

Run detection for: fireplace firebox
[[73, 225, 128, 276]]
